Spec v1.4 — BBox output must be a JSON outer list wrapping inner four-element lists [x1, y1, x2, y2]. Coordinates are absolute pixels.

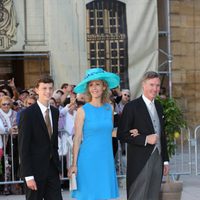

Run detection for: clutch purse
[[70, 173, 77, 191]]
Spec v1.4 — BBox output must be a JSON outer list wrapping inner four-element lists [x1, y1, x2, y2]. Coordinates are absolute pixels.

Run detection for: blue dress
[[72, 103, 119, 200]]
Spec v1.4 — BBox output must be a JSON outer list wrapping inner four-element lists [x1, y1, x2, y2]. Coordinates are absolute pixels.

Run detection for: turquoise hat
[[74, 68, 120, 94]]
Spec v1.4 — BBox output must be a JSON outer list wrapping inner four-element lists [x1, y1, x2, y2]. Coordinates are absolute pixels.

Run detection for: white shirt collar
[[142, 94, 154, 108], [37, 100, 50, 115], [37, 100, 53, 127]]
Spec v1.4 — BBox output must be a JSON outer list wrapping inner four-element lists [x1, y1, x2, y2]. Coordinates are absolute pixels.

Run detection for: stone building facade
[[170, 0, 200, 128], [0, 0, 200, 128], [0, 0, 159, 93]]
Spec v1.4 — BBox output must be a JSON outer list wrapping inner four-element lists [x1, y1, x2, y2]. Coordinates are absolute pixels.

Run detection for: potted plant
[[156, 96, 187, 200]]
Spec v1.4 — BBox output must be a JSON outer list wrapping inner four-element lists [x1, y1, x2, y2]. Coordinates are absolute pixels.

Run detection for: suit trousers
[[128, 149, 162, 200], [25, 159, 63, 200]]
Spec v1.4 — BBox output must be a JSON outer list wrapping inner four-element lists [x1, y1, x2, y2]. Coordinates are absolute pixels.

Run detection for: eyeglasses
[[123, 94, 130, 98], [2, 103, 11, 106]]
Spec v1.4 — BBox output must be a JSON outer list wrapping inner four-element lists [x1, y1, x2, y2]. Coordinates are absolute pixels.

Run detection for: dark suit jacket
[[18, 103, 60, 181], [117, 96, 169, 193]]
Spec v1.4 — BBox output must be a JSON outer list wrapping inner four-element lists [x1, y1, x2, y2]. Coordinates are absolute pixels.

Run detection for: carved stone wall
[[0, 0, 18, 50]]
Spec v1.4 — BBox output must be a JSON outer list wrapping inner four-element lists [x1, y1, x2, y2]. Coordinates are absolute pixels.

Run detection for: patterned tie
[[45, 108, 52, 138]]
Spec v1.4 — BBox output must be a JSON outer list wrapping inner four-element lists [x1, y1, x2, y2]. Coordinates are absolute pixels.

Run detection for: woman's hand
[[130, 129, 140, 137], [68, 165, 77, 178], [11, 125, 18, 135]]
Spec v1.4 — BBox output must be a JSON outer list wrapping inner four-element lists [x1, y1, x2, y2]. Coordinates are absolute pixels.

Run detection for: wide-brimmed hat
[[74, 68, 120, 94]]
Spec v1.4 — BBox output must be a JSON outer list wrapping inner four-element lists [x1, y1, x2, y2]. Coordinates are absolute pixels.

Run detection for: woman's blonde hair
[[0, 96, 13, 107], [24, 95, 37, 107], [85, 80, 110, 104]]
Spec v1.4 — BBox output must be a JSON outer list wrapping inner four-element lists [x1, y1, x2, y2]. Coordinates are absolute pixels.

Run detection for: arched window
[[86, 0, 129, 88]]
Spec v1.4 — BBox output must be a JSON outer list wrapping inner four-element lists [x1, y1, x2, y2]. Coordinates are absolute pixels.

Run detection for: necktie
[[149, 102, 156, 118], [149, 102, 161, 154], [45, 108, 52, 138]]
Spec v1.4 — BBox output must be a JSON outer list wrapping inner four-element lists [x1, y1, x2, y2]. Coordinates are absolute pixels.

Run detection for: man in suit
[[117, 71, 169, 200], [18, 76, 63, 200]]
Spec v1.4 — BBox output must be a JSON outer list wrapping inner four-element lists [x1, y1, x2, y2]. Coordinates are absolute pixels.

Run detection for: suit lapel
[[139, 96, 155, 132]]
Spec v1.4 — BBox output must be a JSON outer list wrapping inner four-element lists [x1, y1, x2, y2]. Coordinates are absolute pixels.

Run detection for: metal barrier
[[0, 131, 72, 186], [0, 127, 194, 187], [169, 128, 192, 178], [115, 141, 126, 178], [58, 129, 72, 181], [115, 127, 193, 179], [194, 125, 200, 175], [0, 133, 23, 185], [59, 128, 193, 180]]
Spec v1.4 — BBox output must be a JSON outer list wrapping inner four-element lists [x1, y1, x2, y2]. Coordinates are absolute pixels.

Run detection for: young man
[[18, 76, 63, 200], [117, 71, 169, 200]]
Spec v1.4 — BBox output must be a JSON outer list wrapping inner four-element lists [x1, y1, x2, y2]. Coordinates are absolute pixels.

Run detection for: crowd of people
[[0, 68, 169, 200]]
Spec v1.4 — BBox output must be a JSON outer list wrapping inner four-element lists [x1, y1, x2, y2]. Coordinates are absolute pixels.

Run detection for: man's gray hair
[[142, 71, 160, 82]]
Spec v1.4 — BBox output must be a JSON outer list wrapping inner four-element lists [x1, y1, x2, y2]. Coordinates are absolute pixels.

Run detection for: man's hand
[[26, 179, 37, 190], [130, 129, 139, 137], [146, 134, 158, 145], [163, 164, 169, 176]]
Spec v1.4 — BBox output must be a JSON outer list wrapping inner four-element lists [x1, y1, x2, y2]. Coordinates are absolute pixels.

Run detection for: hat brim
[[74, 72, 120, 94]]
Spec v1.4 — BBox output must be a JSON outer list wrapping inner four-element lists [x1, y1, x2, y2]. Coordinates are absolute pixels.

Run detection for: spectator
[[111, 86, 122, 104], [49, 97, 57, 108], [115, 89, 130, 115], [61, 83, 75, 106], [16, 96, 37, 126], [0, 96, 18, 195], [17, 90, 29, 108], [0, 90, 6, 99]]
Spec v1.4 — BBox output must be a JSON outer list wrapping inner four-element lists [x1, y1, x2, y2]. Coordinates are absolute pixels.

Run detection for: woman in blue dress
[[68, 68, 120, 200]]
